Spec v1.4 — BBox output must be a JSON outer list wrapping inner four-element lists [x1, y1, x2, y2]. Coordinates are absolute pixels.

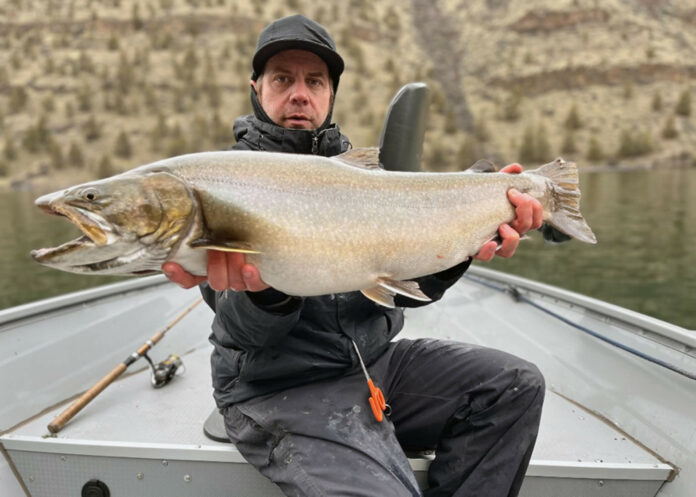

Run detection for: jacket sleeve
[[206, 286, 304, 350], [394, 258, 472, 308]]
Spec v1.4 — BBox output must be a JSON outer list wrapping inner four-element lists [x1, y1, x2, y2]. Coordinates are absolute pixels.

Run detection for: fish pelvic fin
[[528, 158, 597, 244], [361, 287, 396, 308], [189, 238, 261, 254], [361, 277, 431, 307]]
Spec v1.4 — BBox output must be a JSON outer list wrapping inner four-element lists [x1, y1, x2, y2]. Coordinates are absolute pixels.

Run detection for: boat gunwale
[[1, 434, 674, 482], [466, 265, 696, 350], [0, 275, 168, 327]]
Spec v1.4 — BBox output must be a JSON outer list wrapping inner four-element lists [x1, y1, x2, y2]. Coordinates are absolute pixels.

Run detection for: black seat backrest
[[378, 82, 430, 172]]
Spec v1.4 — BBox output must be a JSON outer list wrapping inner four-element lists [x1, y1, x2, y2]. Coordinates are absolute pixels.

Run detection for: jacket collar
[[233, 115, 348, 156]]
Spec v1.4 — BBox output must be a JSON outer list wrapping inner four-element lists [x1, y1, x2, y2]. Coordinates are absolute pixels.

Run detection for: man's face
[[252, 49, 332, 130]]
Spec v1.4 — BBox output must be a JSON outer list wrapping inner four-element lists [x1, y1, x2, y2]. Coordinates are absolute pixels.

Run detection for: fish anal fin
[[361, 286, 396, 308], [190, 238, 261, 254], [335, 147, 381, 170], [376, 277, 430, 302]]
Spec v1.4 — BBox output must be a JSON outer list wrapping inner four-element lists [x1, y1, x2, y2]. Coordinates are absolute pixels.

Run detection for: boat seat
[[203, 408, 230, 443], [203, 408, 434, 463]]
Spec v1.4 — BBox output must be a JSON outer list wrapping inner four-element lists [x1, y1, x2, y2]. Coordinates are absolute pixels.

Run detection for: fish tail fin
[[528, 158, 597, 244]]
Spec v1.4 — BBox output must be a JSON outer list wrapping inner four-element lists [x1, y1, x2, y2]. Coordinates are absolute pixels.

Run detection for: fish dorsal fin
[[361, 277, 431, 307], [335, 147, 382, 170], [190, 238, 261, 254], [466, 159, 497, 173]]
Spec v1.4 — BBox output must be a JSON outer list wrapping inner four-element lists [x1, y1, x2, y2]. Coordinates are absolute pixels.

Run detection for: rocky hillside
[[0, 0, 694, 190]]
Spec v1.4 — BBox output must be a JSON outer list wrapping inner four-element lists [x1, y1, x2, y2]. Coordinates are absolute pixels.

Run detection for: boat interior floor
[[2, 342, 673, 497]]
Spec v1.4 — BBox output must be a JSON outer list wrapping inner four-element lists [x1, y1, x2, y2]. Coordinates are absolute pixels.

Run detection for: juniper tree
[[84, 115, 101, 141], [586, 135, 604, 162], [561, 131, 577, 155], [675, 89, 691, 117], [48, 140, 65, 170], [114, 130, 133, 159], [4, 136, 17, 161], [68, 141, 85, 168], [502, 88, 523, 122], [661, 115, 678, 139], [651, 91, 662, 112], [98, 154, 115, 178], [564, 103, 582, 130]]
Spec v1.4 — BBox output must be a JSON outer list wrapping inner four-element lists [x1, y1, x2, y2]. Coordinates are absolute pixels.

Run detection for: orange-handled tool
[[352, 340, 388, 422]]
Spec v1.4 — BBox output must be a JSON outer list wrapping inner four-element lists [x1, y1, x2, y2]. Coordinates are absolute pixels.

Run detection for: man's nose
[[289, 81, 310, 105]]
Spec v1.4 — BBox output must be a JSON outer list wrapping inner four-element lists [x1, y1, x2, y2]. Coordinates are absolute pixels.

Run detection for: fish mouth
[[31, 237, 161, 275], [31, 235, 96, 264], [51, 204, 110, 246], [31, 200, 124, 271]]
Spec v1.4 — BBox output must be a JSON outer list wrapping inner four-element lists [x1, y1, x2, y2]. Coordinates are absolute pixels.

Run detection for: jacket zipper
[[311, 133, 319, 154]]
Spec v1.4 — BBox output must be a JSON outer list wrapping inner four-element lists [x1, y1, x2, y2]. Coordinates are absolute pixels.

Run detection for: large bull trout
[[31, 148, 596, 307]]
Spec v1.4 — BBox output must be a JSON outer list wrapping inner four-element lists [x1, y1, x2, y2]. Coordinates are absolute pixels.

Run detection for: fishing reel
[[143, 353, 184, 388]]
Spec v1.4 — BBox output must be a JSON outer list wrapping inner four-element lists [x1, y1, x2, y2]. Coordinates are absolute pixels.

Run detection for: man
[[164, 15, 544, 497]]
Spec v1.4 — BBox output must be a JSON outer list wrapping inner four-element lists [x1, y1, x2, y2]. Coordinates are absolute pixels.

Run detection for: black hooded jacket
[[204, 116, 472, 408]]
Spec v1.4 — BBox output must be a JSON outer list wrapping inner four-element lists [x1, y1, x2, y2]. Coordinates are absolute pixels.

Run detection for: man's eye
[[308, 79, 323, 87], [275, 75, 290, 84]]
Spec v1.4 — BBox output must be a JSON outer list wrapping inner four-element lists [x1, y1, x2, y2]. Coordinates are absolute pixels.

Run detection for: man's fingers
[[206, 251, 267, 292], [207, 250, 231, 291], [508, 189, 543, 233], [509, 189, 533, 233], [531, 199, 543, 230], [500, 163, 522, 174], [496, 224, 520, 258], [162, 262, 206, 289], [473, 241, 497, 262], [224, 252, 247, 291], [241, 263, 270, 292]]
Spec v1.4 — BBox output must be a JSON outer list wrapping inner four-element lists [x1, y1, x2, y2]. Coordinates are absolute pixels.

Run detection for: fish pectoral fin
[[335, 147, 382, 170], [361, 286, 396, 308], [377, 277, 431, 302], [189, 238, 261, 254]]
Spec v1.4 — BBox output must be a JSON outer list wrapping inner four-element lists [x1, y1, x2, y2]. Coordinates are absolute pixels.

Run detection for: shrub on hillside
[[84, 115, 101, 141], [617, 129, 654, 158], [114, 131, 133, 159], [651, 91, 662, 112], [68, 142, 85, 168], [586, 135, 604, 162], [564, 104, 582, 130], [561, 131, 577, 155], [661, 115, 678, 139], [4, 137, 18, 161], [98, 155, 116, 179], [519, 123, 550, 164], [675, 89, 691, 117]]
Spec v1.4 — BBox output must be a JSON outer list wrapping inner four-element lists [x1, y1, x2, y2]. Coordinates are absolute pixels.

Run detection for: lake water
[[1, 168, 694, 329]]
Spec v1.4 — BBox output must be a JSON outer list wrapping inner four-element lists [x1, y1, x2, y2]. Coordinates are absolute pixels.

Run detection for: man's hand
[[162, 251, 270, 292], [474, 163, 543, 262]]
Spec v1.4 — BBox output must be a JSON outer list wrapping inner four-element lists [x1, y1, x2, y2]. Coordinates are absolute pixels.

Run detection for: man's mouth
[[285, 114, 312, 127]]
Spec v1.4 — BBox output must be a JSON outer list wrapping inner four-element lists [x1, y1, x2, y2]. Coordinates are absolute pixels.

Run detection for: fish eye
[[81, 188, 98, 201]]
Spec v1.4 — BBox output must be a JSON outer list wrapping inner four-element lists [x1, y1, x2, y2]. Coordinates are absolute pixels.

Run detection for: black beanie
[[251, 15, 344, 92]]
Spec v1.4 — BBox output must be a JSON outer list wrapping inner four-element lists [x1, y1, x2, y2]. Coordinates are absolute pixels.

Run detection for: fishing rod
[[47, 297, 203, 434]]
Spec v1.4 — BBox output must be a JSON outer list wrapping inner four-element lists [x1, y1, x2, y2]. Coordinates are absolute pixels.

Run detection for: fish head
[[31, 170, 198, 275]]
